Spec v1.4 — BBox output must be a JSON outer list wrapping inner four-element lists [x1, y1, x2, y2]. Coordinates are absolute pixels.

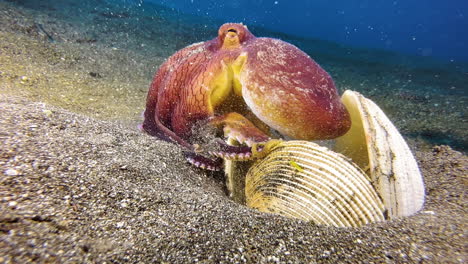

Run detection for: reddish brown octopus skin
[[141, 23, 351, 170]]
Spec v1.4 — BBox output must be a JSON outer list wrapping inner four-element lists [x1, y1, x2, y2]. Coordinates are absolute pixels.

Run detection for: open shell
[[334, 90, 425, 218], [225, 90, 425, 226]]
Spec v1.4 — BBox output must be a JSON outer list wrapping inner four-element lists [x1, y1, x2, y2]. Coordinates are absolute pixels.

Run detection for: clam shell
[[335, 90, 425, 218], [224, 90, 425, 226], [244, 140, 386, 227]]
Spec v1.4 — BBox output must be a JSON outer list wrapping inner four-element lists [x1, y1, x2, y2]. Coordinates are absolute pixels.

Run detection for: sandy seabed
[[0, 0, 467, 263]]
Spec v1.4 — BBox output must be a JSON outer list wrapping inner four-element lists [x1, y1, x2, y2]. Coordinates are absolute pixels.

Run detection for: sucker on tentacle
[[184, 152, 223, 171], [208, 138, 253, 161]]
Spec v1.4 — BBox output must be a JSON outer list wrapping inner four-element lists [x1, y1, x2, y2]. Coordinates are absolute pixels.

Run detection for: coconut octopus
[[141, 23, 351, 171], [141, 23, 425, 226]]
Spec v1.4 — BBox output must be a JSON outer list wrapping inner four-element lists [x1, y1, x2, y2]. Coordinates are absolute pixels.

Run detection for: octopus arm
[[142, 42, 209, 150], [210, 112, 270, 146]]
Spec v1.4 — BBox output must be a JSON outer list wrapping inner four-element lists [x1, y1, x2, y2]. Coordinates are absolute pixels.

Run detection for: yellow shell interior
[[334, 91, 370, 174]]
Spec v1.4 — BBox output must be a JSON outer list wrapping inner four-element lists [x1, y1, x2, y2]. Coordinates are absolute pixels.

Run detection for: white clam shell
[[335, 90, 425, 218], [244, 141, 385, 227], [224, 90, 425, 226]]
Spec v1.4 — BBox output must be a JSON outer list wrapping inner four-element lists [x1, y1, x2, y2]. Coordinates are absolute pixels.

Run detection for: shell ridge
[[246, 143, 385, 225], [249, 150, 384, 223], [270, 149, 385, 222], [255, 185, 347, 226], [254, 176, 354, 227], [250, 186, 332, 224], [246, 157, 354, 226]]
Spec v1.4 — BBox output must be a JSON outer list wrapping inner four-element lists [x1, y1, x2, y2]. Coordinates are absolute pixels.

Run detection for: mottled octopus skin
[[142, 23, 351, 169]]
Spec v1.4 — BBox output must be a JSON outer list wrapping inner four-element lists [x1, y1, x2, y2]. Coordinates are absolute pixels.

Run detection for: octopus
[[141, 23, 351, 171]]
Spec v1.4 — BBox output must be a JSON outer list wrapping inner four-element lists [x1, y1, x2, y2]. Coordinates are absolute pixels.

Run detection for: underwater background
[[0, 0, 467, 152], [1, 1, 467, 262], [156, 0, 468, 63]]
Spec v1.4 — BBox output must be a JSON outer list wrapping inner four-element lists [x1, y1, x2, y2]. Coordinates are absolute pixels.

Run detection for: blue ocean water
[[152, 0, 468, 63]]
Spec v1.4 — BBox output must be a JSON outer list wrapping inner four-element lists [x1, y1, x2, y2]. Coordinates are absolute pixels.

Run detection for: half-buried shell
[[245, 140, 386, 227], [225, 90, 425, 227]]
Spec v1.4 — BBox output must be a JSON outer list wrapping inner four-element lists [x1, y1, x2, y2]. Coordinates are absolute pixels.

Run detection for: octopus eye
[[227, 28, 238, 34]]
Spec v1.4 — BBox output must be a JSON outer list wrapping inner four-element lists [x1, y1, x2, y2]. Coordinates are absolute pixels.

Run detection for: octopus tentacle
[[208, 138, 284, 161], [210, 112, 271, 144], [203, 112, 273, 161], [142, 42, 208, 146], [208, 138, 253, 161], [184, 152, 223, 171]]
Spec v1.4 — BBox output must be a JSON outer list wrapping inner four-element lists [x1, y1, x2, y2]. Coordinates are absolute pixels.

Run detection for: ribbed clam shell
[[335, 90, 425, 218], [245, 140, 386, 227]]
